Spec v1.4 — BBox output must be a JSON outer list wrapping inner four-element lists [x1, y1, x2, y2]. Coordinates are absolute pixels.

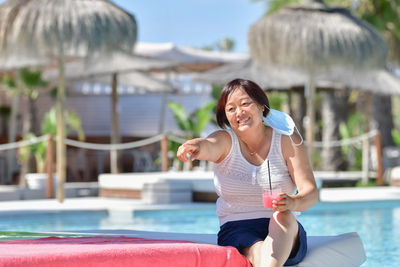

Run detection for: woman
[[177, 79, 318, 267]]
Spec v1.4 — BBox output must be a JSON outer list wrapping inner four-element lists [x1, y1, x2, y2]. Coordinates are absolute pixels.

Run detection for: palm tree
[[167, 100, 215, 169], [19, 106, 85, 174], [1, 68, 48, 184], [0, 0, 137, 202], [352, 0, 398, 148], [248, 0, 389, 172]]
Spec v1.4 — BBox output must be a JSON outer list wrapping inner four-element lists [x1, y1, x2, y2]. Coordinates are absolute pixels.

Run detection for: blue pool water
[[1, 200, 400, 267]]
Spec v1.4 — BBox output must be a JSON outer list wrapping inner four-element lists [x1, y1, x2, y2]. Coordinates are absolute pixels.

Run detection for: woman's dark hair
[[216, 78, 270, 128]]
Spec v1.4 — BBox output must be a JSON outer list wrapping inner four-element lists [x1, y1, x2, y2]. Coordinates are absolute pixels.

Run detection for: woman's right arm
[[177, 130, 231, 163]]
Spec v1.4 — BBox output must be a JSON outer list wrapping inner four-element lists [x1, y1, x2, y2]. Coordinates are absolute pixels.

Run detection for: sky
[[0, 0, 266, 53], [113, 0, 266, 53]]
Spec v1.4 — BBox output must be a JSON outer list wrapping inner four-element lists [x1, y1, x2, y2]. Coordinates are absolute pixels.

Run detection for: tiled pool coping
[[0, 186, 399, 214]]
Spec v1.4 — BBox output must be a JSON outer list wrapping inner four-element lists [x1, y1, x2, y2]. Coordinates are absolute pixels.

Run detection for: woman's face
[[225, 88, 264, 132]]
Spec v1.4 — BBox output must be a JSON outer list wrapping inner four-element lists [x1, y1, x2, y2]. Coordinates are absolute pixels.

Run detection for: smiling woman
[[177, 78, 318, 267]]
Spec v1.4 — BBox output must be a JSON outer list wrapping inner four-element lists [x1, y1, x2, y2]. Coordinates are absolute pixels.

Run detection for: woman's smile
[[237, 116, 250, 126], [225, 89, 263, 131]]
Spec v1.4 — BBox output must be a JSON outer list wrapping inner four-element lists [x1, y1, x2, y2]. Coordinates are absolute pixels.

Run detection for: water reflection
[[298, 201, 400, 267]]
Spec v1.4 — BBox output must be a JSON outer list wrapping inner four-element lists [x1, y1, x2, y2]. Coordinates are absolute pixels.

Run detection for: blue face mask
[[263, 105, 303, 146]]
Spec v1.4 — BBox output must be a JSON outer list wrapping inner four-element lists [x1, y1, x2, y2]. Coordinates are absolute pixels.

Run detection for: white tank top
[[214, 128, 297, 226]]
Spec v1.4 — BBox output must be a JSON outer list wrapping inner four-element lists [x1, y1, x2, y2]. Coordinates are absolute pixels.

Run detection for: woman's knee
[[271, 211, 298, 235], [242, 241, 263, 266]]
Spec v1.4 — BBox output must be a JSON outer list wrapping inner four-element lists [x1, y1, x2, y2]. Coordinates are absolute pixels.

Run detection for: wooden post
[[56, 49, 67, 203], [305, 72, 315, 161], [161, 135, 169, 172], [374, 133, 383, 186], [361, 138, 370, 185], [110, 72, 121, 174], [46, 135, 54, 198]]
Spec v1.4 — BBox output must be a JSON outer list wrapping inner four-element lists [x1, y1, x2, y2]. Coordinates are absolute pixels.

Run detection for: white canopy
[[42, 52, 178, 81], [134, 42, 249, 72]]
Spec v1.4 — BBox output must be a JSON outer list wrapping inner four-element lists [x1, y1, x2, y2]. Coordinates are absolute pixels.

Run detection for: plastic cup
[[262, 187, 282, 208]]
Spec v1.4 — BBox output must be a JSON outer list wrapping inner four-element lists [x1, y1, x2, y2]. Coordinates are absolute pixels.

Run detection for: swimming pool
[[1, 200, 399, 267]]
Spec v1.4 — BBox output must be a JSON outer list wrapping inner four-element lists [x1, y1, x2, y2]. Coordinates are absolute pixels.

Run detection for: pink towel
[[0, 236, 251, 267]]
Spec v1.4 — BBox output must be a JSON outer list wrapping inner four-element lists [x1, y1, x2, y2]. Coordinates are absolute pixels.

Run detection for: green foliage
[[65, 110, 85, 141], [1, 74, 19, 98], [1, 68, 48, 99], [40, 107, 85, 141], [218, 37, 235, 52], [201, 45, 214, 51], [250, 0, 300, 15], [18, 107, 85, 173], [0, 106, 11, 117], [392, 129, 400, 147], [253, 0, 400, 62], [201, 37, 236, 52], [167, 100, 216, 170], [268, 0, 300, 14], [355, 179, 378, 187], [167, 100, 216, 138], [209, 85, 223, 125], [352, 0, 400, 61], [0, 231, 78, 241], [2, 74, 17, 90], [167, 101, 191, 133], [339, 112, 365, 170], [268, 92, 286, 110], [192, 102, 215, 136], [339, 112, 365, 138], [50, 86, 69, 99], [394, 109, 400, 129], [168, 140, 181, 167], [311, 150, 321, 169], [18, 133, 47, 173], [19, 68, 48, 100], [211, 85, 223, 101]]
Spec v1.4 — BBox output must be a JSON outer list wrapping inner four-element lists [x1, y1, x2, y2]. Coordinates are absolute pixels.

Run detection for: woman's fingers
[[177, 143, 199, 162], [177, 145, 190, 161], [272, 193, 289, 211]]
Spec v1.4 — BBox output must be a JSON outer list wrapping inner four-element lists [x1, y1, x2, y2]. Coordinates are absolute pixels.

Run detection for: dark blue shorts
[[217, 217, 307, 266]]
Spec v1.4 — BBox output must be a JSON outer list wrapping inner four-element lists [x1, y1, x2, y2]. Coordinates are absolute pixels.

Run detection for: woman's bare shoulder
[[281, 132, 304, 159], [207, 130, 232, 162], [208, 129, 231, 140]]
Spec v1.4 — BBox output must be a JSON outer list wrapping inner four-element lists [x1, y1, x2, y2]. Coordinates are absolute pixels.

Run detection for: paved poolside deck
[[0, 182, 98, 201], [319, 186, 400, 202], [0, 186, 399, 213], [98, 170, 400, 203]]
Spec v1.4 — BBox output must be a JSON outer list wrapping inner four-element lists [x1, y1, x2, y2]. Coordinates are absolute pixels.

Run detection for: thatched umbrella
[[248, 0, 388, 155], [195, 59, 400, 94], [0, 0, 137, 202], [194, 59, 400, 159]]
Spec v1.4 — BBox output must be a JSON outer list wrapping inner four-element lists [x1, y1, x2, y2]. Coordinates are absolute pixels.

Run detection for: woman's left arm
[[273, 133, 319, 212]]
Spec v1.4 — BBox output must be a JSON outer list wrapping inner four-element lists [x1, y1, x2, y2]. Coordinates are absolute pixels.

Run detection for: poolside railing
[[311, 129, 383, 185], [0, 129, 386, 197]]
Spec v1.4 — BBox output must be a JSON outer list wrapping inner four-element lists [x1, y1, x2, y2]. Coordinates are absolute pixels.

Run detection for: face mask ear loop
[[289, 125, 304, 146], [264, 105, 271, 118]]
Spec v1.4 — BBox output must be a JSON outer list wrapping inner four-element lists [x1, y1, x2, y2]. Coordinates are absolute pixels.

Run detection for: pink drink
[[263, 191, 280, 208]]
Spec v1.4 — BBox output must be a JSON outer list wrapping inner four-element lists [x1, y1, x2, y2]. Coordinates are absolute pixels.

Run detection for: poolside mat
[[0, 235, 251, 267], [0, 231, 79, 241]]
